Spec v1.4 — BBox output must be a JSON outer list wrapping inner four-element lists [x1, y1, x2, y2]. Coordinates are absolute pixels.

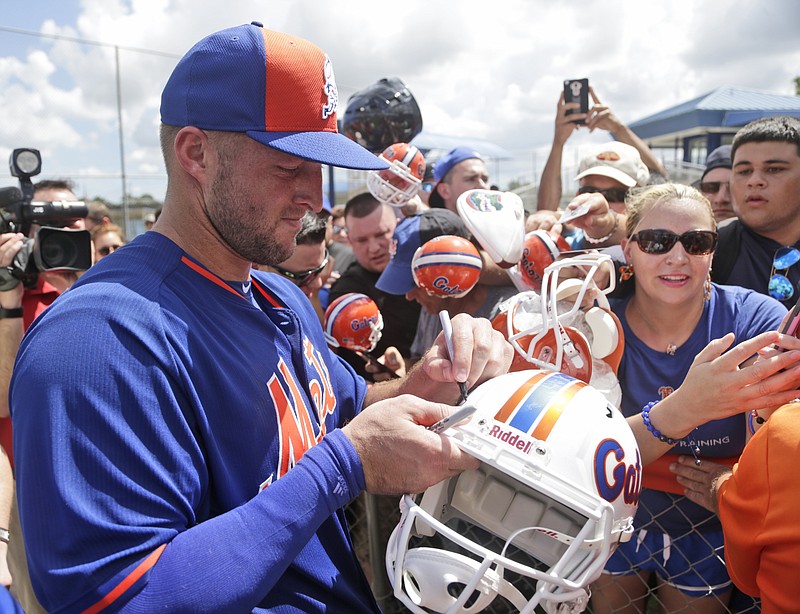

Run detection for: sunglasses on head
[[768, 246, 800, 301], [272, 251, 330, 288], [577, 185, 629, 203], [630, 229, 718, 256], [699, 181, 730, 194]]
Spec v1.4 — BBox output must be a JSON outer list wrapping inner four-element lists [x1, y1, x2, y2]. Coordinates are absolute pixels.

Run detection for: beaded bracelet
[[641, 400, 679, 444], [642, 400, 702, 465]]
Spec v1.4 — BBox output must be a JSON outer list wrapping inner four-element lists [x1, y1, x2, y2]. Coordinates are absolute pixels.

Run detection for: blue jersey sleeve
[[11, 251, 372, 613]]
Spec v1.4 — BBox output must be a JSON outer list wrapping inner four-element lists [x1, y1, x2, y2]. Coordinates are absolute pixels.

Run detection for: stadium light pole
[[115, 45, 130, 238]]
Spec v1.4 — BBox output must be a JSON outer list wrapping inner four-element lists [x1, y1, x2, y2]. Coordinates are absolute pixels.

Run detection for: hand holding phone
[[779, 295, 800, 337], [563, 78, 589, 125]]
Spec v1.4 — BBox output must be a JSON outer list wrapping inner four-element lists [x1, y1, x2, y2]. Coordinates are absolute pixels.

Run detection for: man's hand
[[420, 313, 512, 392], [366, 346, 407, 382], [554, 92, 582, 146], [671, 456, 732, 514], [342, 394, 480, 495], [563, 192, 619, 239], [365, 314, 512, 407], [525, 211, 562, 234]]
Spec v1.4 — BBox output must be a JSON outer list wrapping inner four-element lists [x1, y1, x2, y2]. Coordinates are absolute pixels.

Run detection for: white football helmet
[[367, 142, 426, 207], [494, 253, 623, 405], [386, 369, 641, 614]]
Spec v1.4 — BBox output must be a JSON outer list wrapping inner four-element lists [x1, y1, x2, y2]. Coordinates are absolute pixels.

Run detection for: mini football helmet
[[456, 189, 526, 269], [367, 142, 427, 207], [519, 230, 571, 291], [323, 292, 384, 353], [342, 77, 423, 153], [387, 369, 641, 614], [412, 235, 483, 298], [493, 254, 623, 405]]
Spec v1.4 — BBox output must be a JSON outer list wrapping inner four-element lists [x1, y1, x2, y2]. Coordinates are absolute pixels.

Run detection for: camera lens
[[40, 232, 79, 268]]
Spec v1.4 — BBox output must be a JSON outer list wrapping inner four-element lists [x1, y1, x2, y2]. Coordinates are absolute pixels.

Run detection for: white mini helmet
[[367, 142, 426, 207], [386, 369, 641, 614], [495, 253, 624, 405]]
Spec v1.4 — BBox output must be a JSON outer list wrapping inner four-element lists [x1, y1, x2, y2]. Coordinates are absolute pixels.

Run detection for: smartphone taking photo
[[564, 78, 589, 124]]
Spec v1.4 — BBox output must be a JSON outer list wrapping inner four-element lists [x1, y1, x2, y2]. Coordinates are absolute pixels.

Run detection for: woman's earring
[[704, 271, 712, 301], [620, 264, 635, 281]]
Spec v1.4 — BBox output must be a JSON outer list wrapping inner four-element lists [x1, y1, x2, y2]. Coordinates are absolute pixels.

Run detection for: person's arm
[[628, 331, 800, 465], [585, 88, 667, 178], [0, 233, 26, 419], [365, 312, 513, 407], [0, 446, 12, 588], [563, 192, 627, 247], [537, 93, 581, 212]]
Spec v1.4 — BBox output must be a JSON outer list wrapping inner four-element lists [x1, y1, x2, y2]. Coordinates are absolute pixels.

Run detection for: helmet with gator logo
[[386, 369, 641, 614], [367, 142, 427, 207], [323, 292, 384, 353], [411, 235, 483, 298]]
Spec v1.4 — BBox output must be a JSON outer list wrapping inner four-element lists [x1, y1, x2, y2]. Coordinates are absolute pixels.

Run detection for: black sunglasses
[[577, 185, 629, 203], [272, 251, 330, 287], [98, 244, 122, 257], [630, 229, 718, 256], [699, 181, 730, 194]]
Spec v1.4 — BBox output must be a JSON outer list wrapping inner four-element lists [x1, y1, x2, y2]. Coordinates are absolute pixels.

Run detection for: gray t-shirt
[[410, 285, 518, 360]]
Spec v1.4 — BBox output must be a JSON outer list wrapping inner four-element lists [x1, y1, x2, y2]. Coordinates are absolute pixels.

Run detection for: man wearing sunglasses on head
[[255, 212, 332, 324], [528, 88, 666, 247], [711, 116, 800, 308]]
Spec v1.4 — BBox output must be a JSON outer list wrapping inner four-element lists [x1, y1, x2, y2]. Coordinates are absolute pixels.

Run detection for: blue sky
[[1, 0, 799, 208]]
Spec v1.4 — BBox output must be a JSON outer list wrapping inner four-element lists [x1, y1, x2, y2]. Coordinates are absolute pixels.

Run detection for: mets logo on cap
[[322, 55, 338, 120]]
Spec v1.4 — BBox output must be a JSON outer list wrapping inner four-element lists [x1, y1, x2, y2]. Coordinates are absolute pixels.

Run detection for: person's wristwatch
[[0, 307, 23, 319]]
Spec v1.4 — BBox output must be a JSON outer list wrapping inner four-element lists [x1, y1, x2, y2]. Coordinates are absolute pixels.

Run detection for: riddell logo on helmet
[[350, 315, 377, 331], [488, 425, 534, 454]]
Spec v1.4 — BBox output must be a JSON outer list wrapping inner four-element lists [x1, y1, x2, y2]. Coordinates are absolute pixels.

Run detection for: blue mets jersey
[[11, 232, 377, 613]]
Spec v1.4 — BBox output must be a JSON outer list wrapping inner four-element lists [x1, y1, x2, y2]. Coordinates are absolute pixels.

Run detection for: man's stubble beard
[[206, 154, 294, 268]]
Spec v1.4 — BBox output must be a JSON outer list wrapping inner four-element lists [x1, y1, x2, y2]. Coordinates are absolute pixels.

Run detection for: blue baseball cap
[[428, 147, 484, 208], [702, 145, 732, 180], [160, 22, 388, 171], [376, 209, 470, 295]]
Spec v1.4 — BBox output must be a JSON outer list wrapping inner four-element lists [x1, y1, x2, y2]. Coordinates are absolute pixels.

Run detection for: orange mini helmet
[[324, 293, 384, 353], [411, 235, 482, 298], [519, 230, 570, 290], [367, 142, 426, 207]]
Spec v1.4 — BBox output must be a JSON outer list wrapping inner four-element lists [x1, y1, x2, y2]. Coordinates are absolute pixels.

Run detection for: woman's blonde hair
[[624, 183, 715, 237]]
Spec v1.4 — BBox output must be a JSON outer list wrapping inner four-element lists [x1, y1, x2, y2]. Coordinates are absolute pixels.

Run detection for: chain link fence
[[346, 493, 759, 613]]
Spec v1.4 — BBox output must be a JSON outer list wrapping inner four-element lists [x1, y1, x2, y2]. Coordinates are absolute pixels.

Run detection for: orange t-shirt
[[718, 402, 800, 612]]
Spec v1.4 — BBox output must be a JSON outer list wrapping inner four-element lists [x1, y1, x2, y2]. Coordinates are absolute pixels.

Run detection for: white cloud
[[1, 0, 799, 204]]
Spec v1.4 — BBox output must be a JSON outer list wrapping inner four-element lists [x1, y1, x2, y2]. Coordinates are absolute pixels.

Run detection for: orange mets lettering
[[303, 337, 337, 429], [267, 358, 318, 479]]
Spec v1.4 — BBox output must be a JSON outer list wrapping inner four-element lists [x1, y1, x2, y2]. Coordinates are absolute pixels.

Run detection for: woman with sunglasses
[[591, 183, 788, 613]]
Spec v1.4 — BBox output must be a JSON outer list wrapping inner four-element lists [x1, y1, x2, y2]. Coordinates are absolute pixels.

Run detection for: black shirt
[[713, 220, 800, 309]]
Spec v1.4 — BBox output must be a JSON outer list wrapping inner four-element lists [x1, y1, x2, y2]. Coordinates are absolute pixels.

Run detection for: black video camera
[[0, 148, 92, 289]]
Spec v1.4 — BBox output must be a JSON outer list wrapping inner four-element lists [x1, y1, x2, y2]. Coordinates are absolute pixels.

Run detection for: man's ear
[[173, 127, 213, 185], [437, 181, 451, 202]]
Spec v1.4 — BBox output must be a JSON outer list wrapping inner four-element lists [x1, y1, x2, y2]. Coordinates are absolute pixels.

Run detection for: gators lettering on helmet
[[411, 235, 482, 298], [323, 292, 384, 352]]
